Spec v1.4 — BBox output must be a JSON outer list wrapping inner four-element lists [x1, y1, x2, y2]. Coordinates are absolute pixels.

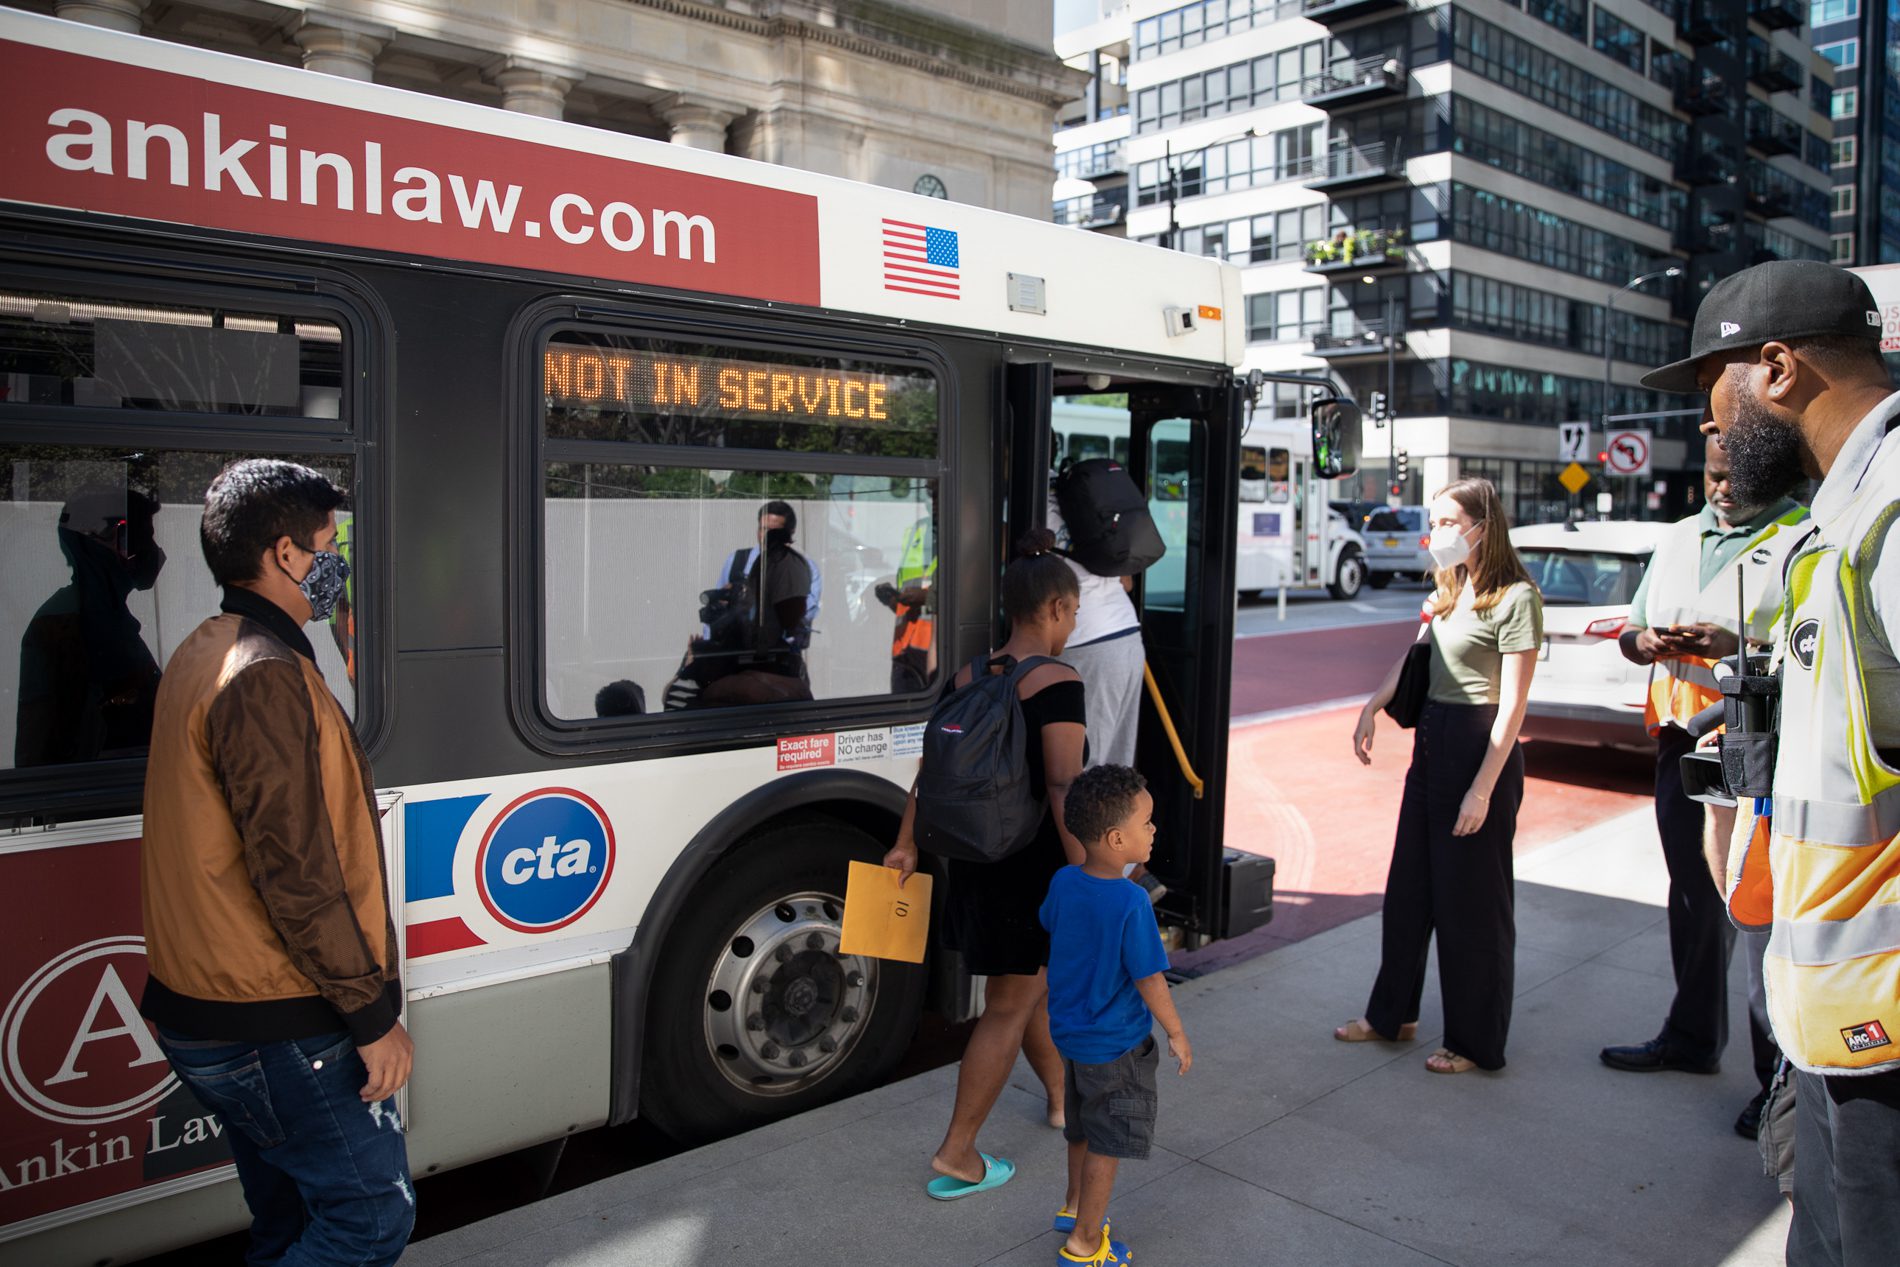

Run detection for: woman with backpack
[[883, 528, 1088, 1200], [1338, 478, 1542, 1075]]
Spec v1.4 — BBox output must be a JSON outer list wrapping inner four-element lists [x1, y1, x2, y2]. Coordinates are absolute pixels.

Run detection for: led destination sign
[[544, 343, 930, 424]]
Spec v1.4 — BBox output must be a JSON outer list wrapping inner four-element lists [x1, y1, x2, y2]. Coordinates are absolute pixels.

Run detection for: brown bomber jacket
[[140, 586, 401, 1045]]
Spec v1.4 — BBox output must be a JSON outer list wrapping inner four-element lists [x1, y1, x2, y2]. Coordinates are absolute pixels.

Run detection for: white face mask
[[1428, 523, 1475, 571]]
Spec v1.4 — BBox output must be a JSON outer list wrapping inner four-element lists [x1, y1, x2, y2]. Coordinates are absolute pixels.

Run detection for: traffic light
[[1369, 390, 1387, 423], [1395, 448, 1410, 483]]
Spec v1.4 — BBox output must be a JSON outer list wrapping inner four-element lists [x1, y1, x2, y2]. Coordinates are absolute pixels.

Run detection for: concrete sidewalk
[[405, 808, 1791, 1267]]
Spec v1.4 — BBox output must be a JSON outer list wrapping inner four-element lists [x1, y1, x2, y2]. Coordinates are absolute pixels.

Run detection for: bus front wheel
[[1329, 547, 1366, 600], [638, 821, 925, 1144]]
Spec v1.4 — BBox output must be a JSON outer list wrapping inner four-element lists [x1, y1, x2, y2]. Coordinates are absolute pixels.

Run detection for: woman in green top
[[1337, 478, 1543, 1074]]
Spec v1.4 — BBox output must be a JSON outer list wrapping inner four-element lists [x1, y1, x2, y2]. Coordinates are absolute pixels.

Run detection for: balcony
[[1683, 222, 1742, 255], [1745, 101, 1803, 156], [1303, 228, 1408, 275], [1745, 173, 1795, 218], [1673, 71, 1730, 117], [1681, 0, 1741, 44], [1304, 317, 1404, 359], [1675, 150, 1731, 186], [1305, 138, 1403, 192], [1301, 54, 1406, 109], [1053, 187, 1128, 230], [1299, 0, 1408, 23], [1748, 43, 1803, 93], [1748, 0, 1803, 30]]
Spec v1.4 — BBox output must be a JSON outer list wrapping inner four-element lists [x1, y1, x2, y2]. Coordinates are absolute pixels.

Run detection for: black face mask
[[1722, 383, 1808, 508], [763, 526, 793, 551]]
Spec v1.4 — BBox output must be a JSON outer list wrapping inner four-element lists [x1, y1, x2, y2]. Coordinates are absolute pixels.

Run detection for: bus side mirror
[[1311, 398, 1361, 479]]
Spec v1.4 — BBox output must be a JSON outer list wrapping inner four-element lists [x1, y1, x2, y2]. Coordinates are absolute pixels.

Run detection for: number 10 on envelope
[[839, 860, 933, 963]]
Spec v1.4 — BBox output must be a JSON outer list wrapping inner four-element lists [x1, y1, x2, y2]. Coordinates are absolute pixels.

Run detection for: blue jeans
[[157, 1028, 413, 1267]]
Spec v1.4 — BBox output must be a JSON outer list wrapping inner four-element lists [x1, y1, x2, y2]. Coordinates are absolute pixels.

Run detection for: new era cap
[[1641, 260, 1883, 393]]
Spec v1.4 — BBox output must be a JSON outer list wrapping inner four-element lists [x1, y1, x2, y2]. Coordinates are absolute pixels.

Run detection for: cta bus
[[0, 11, 1356, 1261]]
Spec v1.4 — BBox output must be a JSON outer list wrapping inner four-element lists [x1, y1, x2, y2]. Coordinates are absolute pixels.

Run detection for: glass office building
[[1812, 0, 1900, 265], [1058, 0, 1836, 522]]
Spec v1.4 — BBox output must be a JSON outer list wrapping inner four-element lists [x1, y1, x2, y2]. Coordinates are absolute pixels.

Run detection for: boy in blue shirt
[[1039, 765, 1193, 1266]]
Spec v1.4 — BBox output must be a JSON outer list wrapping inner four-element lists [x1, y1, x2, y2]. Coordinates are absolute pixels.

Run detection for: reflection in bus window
[[0, 447, 357, 772], [0, 290, 344, 419], [1267, 447, 1290, 503], [1240, 445, 1268, 503], [540, 466, 937, 718], [1144, 419, 1197, 612]]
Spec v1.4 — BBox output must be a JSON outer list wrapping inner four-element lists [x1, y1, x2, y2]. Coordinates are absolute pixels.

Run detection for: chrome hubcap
[[703, 890, 878, 1097]]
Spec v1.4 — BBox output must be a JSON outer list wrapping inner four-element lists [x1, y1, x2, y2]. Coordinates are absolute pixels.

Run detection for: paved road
[[1234, 580, 1427, 639], [1230, 616, 1421, 719]]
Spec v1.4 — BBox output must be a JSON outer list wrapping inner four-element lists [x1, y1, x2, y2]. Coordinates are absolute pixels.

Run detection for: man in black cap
[[1643, 258, 1898, 1267]]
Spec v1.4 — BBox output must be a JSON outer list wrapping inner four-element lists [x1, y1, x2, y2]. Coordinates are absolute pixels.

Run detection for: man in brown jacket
[[140, 459, 413, 1265]]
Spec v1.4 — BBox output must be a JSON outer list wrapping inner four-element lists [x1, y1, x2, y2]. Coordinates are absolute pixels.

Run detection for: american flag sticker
[[883, 219, 961, 299]]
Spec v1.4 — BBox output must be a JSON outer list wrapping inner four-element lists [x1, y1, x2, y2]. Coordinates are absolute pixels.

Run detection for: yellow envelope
[[839, 860, 933, 964]]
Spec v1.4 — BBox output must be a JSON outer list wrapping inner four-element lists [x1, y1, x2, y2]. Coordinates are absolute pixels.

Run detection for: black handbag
[[1382, 641, 1430, 730]]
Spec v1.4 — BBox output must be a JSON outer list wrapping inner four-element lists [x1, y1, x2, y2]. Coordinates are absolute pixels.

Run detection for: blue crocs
[[1054, 1210, 1113, 1236], [925, 1152, 1015, 1201]]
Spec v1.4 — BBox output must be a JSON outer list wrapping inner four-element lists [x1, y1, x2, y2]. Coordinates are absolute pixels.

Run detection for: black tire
[[638, 821, 925, 1144], [1367, 571, 1392, 590], [1328, 547, 1366, 600]]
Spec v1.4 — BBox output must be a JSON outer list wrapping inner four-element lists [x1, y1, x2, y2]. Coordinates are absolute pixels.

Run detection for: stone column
[[54, 0, 147, 33], [486, 58, 580, 121], [289, 11, 393, 82], [656, 95, 742, 152]]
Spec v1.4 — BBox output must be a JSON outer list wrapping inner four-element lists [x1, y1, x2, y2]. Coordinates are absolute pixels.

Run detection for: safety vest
[[892, 519, 936, 659], [1641, 507, 1809, 734], [1728, 424, 1900, 1076]]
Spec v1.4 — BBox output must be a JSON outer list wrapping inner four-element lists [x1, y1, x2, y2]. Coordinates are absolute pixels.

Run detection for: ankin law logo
[[0, 936, 175, 1126]]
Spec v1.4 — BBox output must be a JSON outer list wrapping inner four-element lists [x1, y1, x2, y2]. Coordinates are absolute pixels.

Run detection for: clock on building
[[913, 174, 948, 199]]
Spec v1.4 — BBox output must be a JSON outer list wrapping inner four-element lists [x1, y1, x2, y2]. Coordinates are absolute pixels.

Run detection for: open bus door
[[1006, 364, 1250, 948]]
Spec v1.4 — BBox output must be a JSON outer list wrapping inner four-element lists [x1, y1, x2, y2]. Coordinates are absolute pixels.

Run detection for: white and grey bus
[[0, 11, 1357, 1261]]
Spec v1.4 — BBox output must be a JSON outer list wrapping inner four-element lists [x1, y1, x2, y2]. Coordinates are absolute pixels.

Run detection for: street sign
[[1558, 462, 1591, 495], [1604, 429, 1652, 477], [1558, 422, 1589, 463]]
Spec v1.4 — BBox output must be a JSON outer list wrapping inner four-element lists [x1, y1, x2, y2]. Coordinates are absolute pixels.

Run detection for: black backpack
[[1054, 458, 1166, 577], [914, 654, 1061, 864]]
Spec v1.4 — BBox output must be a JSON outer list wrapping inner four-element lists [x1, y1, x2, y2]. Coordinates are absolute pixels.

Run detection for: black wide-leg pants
[[1365, 701, 1522, 1070]]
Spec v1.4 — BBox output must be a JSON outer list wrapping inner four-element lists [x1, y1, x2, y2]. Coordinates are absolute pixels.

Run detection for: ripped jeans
[[157, 1027, 414, 1267]]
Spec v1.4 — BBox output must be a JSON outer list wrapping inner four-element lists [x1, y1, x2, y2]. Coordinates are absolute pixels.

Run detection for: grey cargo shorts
[[1062, 1033, 1160, 1160]]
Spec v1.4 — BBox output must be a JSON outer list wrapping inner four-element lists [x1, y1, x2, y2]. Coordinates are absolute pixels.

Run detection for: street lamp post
[[1602, 265, 1681, 515], [1162, 127, 1260, 251]]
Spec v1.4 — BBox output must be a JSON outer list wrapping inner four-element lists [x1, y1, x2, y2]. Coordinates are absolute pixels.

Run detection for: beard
[[1721, 388, 1808, 508]]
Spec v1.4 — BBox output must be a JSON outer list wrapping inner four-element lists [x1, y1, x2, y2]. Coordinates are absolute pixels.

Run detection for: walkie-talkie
[[1681, 565, 1781, 805]]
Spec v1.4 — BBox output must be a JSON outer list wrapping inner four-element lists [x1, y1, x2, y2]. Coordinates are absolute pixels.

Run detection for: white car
[[1510, 520, 1669, 751]]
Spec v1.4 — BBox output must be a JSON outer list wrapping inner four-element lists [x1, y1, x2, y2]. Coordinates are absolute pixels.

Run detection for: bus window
[[0, 447, 357, 773], [0, 287, 345, 419], [539, 332, 942, 721], [1068, 432, 1112, 462], [1267, 447, 1291, 503], [1239, 445, 1268, 503]]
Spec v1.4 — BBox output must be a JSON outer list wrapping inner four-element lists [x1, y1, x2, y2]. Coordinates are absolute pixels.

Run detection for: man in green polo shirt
[[1602, 433, 1807, 1142]]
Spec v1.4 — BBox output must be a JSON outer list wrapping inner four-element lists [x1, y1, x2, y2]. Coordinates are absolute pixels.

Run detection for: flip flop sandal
[[1334, 1018, 1418, 1043], [925, 1152, 1015, 1201], [1425, 1048, 1477, 1075], [1057, 1228, 1132, 1265]]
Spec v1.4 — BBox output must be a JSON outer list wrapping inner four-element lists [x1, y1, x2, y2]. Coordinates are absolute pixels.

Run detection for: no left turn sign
[[1604, 429, 1652, 477]]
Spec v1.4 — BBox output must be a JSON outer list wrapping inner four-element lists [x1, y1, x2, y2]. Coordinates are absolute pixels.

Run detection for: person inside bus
[[1341, 478, 1542, 1075], [695, 500, 817, 699], [15, 485, 165, 767], [876, 516, 937, 693], [139, 459, 412, 1267], [882, 527, 1085, 1198]]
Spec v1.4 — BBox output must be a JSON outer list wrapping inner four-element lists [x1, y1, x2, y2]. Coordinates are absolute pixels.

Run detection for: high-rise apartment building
[[1813, 0, 1900, 265], [1058, 0, 1836, 522]]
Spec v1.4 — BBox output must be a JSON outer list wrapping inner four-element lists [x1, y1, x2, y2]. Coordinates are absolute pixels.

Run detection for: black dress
[[941, 678, 1087, 977]]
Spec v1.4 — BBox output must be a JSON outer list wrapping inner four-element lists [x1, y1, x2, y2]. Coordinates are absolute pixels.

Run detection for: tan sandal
[[1424, 1047, 1477, 1074], [1333, 1018, 1418, 1043]]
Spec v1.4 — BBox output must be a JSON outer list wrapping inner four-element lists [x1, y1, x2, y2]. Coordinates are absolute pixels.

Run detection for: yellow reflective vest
[[1640, 506, 1810, 734], [1728, 418, 1900, 1076]]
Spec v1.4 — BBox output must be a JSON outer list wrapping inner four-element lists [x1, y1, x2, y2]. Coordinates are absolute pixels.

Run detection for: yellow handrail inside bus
[[1142, 661, 1205, 799]]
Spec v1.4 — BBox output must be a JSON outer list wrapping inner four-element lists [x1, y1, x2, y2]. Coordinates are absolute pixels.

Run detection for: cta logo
[[1790, 618, 1821, 670], [0, 937, 174, 1126], [474, 790, 615, 933]]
